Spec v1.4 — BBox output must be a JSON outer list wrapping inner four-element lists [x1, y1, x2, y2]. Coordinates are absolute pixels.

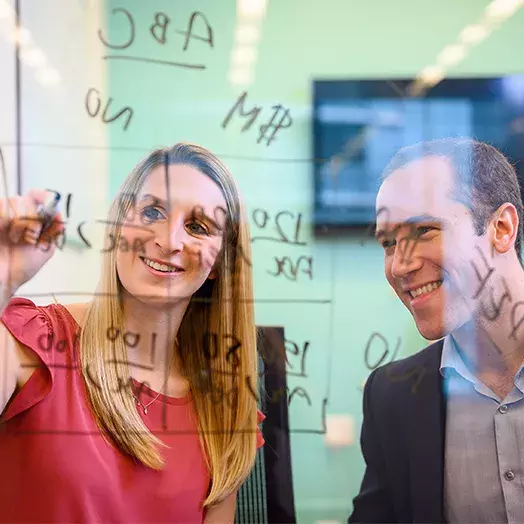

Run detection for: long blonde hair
[[78, 143, 258, 507]]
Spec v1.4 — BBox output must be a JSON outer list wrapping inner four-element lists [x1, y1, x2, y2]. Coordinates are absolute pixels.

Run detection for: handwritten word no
[[85, 88, 133, 131], [221, 91, 292, 147], [98, 7, 213, 70]]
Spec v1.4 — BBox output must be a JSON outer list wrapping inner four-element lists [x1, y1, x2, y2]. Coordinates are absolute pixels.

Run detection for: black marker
[[36, 193, 61, 240]]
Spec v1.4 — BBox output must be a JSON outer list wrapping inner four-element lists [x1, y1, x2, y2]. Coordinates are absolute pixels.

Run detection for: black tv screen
[[313, 77, 524, 233]]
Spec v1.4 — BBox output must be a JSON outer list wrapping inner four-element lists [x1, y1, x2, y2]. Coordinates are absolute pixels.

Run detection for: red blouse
[[0, 298, 264, 523]]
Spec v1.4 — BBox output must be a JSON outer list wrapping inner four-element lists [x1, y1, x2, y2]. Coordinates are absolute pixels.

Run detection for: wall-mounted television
[[313, 77, 524, 233]]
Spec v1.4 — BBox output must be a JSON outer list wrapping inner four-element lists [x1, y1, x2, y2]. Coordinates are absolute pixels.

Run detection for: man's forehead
[[376, 156, 457, 221]]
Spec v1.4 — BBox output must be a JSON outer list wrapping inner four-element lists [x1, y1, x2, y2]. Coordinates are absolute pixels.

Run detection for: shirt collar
[[439, 334, 480, 386], [440, 333, 524, 391]]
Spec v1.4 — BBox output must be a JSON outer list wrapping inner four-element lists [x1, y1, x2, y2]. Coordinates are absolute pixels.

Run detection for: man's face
[[375, 155, 492, 340]]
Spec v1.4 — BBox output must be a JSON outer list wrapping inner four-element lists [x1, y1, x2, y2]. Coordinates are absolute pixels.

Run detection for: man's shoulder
[[384, 338, 444, 372], [370, 338, 444, 393]]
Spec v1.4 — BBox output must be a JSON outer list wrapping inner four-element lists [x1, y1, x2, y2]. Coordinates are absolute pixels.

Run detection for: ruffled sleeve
[[0, 297, 54, 422], [256, 409, 265, 449]]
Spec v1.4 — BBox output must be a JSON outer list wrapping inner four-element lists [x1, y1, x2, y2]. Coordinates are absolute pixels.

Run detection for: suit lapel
[[405, 340, 446, 523]]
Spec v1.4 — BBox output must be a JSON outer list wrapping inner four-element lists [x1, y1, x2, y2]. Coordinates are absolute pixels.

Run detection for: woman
[[0, 143, 264, 523]]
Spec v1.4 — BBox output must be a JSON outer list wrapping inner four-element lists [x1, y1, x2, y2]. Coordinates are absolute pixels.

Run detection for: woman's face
[[116, 163, 228, 306]]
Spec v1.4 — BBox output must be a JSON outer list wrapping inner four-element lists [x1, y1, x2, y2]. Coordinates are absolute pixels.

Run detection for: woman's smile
[[140, 255, 186, 277]]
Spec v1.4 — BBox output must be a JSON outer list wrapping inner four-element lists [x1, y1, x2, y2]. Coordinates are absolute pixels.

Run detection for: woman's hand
[[0, 189, 64, 300]]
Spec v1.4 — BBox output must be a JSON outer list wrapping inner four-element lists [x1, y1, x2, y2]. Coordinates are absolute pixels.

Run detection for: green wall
[[103, 1, 524, 521]]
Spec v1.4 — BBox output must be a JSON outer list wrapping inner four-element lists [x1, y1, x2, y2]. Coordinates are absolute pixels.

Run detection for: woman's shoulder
[[2, 297, 88, 328], [1, 297, 89, 361], [0, 298, 89, 410], [61, 302, 89, 327]]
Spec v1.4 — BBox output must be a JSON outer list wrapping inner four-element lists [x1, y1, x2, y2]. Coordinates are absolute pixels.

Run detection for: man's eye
[[382, 238, 396, 249], [187, 222, 209, 235], [140, 206, 165, 222], [415, 226, 435, 236]]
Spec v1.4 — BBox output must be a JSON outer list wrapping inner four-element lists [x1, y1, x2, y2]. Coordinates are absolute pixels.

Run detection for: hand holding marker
[[0, 189, 65, 298], [36, 192, 61, 242]]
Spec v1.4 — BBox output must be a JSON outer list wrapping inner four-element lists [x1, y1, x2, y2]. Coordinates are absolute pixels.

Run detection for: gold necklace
[[132, 377, 170, 415]]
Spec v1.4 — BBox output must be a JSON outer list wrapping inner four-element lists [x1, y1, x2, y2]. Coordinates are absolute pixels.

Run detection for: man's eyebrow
[[139, 194, 224, 229], [403, 214, 446, 225], [374, 214, 447, 240]]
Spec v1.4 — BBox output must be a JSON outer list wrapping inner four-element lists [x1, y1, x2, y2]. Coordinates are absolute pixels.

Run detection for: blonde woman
[[0, 143, 264, 523]]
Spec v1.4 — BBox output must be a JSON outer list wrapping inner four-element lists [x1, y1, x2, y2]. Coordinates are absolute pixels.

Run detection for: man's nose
[[390, 235, 422, 278]]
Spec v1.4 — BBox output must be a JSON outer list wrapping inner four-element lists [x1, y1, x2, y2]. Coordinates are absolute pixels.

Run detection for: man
[[348, 137, 524, 523]]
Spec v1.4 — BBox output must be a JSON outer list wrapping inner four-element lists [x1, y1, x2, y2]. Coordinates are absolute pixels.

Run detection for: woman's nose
[[155, 219, 186, 255]]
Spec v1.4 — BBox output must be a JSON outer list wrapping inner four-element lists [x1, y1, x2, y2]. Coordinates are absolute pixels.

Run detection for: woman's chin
[[126, 285, 192, 306]]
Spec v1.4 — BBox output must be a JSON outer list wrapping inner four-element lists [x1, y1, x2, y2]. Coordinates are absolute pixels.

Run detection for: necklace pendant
[[143, 407, 148, 414]]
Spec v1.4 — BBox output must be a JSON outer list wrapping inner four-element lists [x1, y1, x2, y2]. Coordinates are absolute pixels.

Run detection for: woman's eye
[[187, 222, 209, 235], [140, 206, 164, 222]]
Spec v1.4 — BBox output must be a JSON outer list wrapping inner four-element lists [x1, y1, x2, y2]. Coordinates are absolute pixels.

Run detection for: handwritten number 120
[[252, 209, 306, 246]]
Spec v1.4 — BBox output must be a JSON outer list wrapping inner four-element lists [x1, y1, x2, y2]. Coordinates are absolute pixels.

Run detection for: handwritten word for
[[221, 92, 292, 147], [268, 256, 313, 281]]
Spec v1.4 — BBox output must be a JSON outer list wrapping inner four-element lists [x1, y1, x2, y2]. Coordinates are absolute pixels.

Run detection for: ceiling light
[[232, 45, 257, 65], [235, 24, 260, 45], [406, 79, 427, 98], [419, 65, 445, 86], [460, 24, 490, 44], [238, 0, 267, 18], [437, 44, 466, 66], [11, 26, 31, 45], [35, 67, 61, 86], [20, 47, 47, 67], [228, 67, 253, 86], [485, 0, 523, 21], [0, 1, 13, 19]]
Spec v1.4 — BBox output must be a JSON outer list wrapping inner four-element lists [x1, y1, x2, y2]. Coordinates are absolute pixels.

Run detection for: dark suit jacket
[[348, 339, 446, 523]]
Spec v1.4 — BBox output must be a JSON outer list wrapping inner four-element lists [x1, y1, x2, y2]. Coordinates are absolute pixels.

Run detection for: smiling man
[[348, 138, 524, 524]]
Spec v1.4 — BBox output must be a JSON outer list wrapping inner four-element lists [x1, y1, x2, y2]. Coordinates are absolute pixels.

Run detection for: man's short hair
[[381, 137, 524, 263]]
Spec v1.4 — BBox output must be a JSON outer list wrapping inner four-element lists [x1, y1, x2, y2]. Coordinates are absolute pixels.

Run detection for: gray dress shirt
[[440, 335, 524, 524]]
